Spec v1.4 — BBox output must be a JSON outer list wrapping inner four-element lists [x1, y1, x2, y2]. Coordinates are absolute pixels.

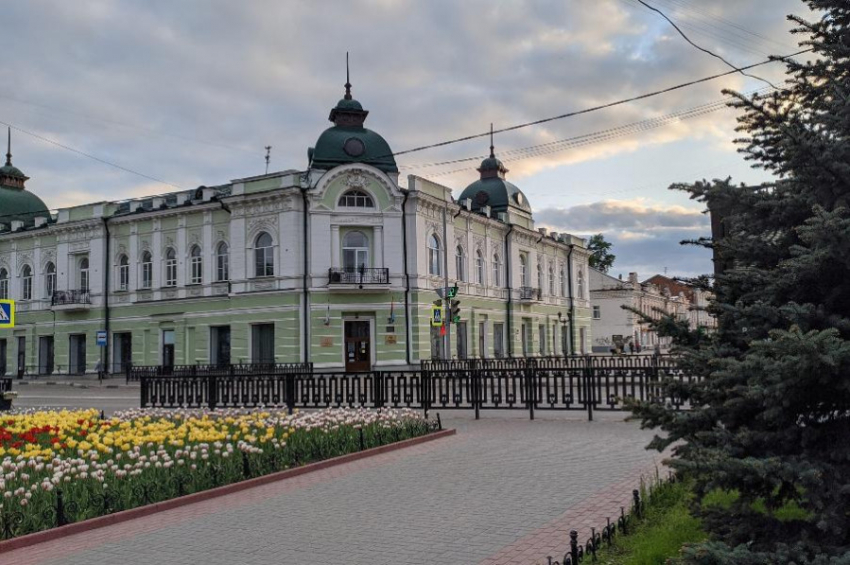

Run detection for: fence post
[[473, 367, 480, 420], [422, 368, 430, 418], [286, 373, 296, 415], [569, 529, 579, 564], [208, 375, 217, 410], [585, 355, 594, 422], [527, 361, 536, 421], [374, 371, 384, 409]]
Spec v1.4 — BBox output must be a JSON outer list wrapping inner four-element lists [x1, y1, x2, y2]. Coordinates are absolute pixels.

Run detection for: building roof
[[457, 127, 531, 214], [643, 274, 695, 301], [308, 64, 398, 174], [0, 129, 48, 226]]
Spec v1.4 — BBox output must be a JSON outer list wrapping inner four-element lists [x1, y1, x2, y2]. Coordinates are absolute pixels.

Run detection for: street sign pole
[[442, 204, 450, 359]]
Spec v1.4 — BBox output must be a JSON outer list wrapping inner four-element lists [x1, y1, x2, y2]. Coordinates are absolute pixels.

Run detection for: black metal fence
[[0, 378, 11, 393], [136, 356, 696, 420], [127, 362, 313, 382]]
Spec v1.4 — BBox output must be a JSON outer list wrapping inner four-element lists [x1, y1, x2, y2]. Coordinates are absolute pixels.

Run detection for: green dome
[[334, 98, 363, 112], [0, 163, 26, 179], [310, 125, 398, 173], [458, 177, 532, 214], [0, 186, 49, 225]]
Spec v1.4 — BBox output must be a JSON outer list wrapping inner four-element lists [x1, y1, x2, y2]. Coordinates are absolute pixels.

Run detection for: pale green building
[[0, 81, 592, 375]]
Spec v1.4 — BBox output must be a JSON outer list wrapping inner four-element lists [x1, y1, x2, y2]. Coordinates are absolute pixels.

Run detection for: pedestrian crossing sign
[[430, 305, 444, 327], [0, 300, 14, 328]]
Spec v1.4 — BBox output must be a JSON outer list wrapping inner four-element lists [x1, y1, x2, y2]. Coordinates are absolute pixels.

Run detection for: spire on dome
[[344, 52, 352, 100], [477, 123, 508, 180], [489, 123, 495, 159], [5, 127, 12, 167], [0, 127, 28, 189]]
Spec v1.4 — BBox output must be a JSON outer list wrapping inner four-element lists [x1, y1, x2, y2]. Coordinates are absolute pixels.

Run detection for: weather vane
[[264, 145, 272, 174]]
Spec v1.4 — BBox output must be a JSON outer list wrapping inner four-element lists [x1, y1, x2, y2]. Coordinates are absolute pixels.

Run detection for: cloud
[[535, 198, 713, 278]]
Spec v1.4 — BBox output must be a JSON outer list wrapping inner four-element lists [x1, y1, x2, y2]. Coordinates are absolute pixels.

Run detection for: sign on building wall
[[320, 336, 334, 348], [96, 331, 108, 347], [0, 300, 14, 328]]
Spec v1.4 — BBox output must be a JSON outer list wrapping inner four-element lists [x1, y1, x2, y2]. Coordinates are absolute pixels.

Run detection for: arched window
[[79, 257, 89, 292], [519, 255, 528, 287], [342, 231, 369, 271], [190, 245, 203, 285], [164, 248, 177, 287], [476, 250, 485, 285], [492, 254, 501, 287], [548, 264, 555, 296], [338, 190, 374, 208], [216, 242, 229, 282], [117, 255, 129, 291], [577, 269, 585, 299], [22, 265, 33, 300], [428, 234, 442, 276], [456, 246, 466, 282], [0, 268, 7, 300], [255, 232, 274, 277], [45, 262, 56, 298], [141, 251, 153, 289]]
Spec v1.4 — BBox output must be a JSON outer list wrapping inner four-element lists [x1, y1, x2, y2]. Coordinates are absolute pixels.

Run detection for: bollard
[[570, 529, 579, 564], [436, 412, 442, 431], [633, 489, 642, 519], [590, 527, 597, 561], [621, 506, 627, 535], [56, 489, 67, 527]]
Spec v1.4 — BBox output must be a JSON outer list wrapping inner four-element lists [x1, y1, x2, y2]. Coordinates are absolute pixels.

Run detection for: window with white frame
[[475, 250, 485, 285], [141, 251, 153, 289], [254, 232, 274, 277], [455, 246, 466, 282], [577, 268, 585, 299], [559, 266, 566, 297], [164, 248, 177, 287], [519, 254, 528, 286], [190, 245, 203, 285], [118, 255, 129, 291], [338, 190, 374, 208], [548, 264, 555, 296], [21, 265, 32, 300], [428, 234, 442, 276], [343, 231, 369, 271], [216, 242, 229, 282], [492, 254, 501, 287], [0, 268, 8, 299], [78, 257, 89, 292], [45, 262, 56, 298]]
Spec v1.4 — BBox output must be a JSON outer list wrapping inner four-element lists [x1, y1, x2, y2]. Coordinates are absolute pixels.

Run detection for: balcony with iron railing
[[52, 289, 92, 310], [519, 286, 541, 301], [328, 267, 390, 287]]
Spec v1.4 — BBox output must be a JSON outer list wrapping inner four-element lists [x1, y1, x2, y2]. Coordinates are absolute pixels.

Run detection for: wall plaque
[[320, 336, 334, 347]]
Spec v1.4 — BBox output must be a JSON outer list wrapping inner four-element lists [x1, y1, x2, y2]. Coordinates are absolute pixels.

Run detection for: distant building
[[589, 270, 715, 353], [0, 77, 593, 376]]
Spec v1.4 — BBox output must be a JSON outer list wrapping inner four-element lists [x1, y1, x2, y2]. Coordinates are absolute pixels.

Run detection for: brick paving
[[1, 412, 666, 565]]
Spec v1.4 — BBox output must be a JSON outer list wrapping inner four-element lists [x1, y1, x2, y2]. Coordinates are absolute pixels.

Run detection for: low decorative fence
[[135, 356, 696, 420], [127, 362, 313, 382]]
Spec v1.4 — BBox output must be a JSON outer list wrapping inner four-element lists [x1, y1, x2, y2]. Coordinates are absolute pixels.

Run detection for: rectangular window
[[251, 324, 275, 364], [191, 256, 202, 285], [23, 274, 32, 300], [0, 278, 7, 299], [217, 252, 229, 282], [113, 332, 132, 373], [46, 271, 56, 298], [165, 260, 177, 287], [493, 323, 504, 358], [119, 264, 129, 291], [210, 326, 231, 366], [162, 329, 175, 368], [142, 262, 153, 289], [69, 334, 86, 375], [539, 324, 546, 355], [478, 321, 486, 358], [521, 323, 529, 356], [593, 305, 601, 319], [456, 322, 468, 360]]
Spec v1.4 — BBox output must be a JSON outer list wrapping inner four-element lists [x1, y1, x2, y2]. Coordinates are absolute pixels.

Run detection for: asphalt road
[[12, 382, 141, 415]]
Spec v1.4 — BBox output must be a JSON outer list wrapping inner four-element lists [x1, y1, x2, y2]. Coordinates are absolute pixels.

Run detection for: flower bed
[[0, 407, 437, 539]]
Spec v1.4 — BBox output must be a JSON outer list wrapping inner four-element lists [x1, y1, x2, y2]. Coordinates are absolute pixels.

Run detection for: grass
[[593, 478, 706, 565]]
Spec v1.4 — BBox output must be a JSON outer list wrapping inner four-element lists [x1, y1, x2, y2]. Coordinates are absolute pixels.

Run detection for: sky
[[0, 0, 814, 280]]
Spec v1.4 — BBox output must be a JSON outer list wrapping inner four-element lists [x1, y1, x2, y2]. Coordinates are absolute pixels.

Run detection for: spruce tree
[[630, 1, 850, 561]]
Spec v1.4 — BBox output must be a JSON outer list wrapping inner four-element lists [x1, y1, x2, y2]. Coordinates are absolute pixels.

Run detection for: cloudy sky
[[0, 0, 813, 279]]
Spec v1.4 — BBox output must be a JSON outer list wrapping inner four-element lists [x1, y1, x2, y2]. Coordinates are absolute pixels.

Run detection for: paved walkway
[[1, 412, 667, 565]]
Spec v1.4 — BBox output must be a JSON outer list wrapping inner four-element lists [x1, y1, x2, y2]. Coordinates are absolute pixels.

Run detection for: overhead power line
[[384, 48, 810, 161], [0, 120, 183, 190], [630, 0, 779, 88], [401, 87, 771, 173]]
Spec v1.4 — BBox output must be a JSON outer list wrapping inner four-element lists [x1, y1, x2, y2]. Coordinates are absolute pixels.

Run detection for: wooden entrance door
[[344, 321, 371, 372]]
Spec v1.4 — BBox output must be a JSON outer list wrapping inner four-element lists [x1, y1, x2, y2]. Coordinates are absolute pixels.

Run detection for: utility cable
[[383, 49, 810, 160], [0, 119, 183, 190], [631, 0, 779, 88]]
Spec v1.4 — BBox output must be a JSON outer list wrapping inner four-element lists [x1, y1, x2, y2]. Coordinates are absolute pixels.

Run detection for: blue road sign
[[96, 330, 107, 347], [0, 300, 14, 328]]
